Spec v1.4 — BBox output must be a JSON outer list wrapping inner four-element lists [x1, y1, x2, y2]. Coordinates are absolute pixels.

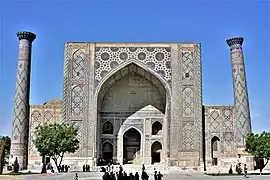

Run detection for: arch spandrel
[[119, 125, 144, 137], [94, 46, 172, 91]]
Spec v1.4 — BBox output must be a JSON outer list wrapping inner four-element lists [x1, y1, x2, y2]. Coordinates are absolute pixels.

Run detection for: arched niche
[[151, 141, 162, 164], [102, 121, 113, 134], [152, 121, 163, 135], [123, 128, 141, 164], [102, 141, 113, 163], [211, 136, 220, 166]]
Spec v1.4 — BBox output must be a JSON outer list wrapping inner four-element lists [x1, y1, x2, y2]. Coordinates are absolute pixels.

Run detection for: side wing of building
[[28, 99, 62, 168]]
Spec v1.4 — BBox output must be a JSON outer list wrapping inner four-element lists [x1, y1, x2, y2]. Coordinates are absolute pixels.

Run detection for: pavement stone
[[1, 172, 270, 180]]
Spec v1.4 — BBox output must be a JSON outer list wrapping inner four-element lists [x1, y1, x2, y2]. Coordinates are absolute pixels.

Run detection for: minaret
[[226, 37, 252, 147], [9, 31, 36, 169]]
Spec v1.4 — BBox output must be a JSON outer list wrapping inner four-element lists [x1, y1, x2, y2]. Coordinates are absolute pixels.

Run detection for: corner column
[[9, 31, 36, 170], [226, 37, 251, 147]]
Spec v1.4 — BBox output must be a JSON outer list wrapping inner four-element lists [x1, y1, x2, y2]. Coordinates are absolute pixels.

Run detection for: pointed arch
[[121, 126, 143, 137], [152, 121, 163, 135], [211, 136, 220, 152], [151, 141, 162, 164], [95, 59, 171, 98], [93, 59, 172, 160], [102, 121, 114, 134], [123, 127, 142, 164]]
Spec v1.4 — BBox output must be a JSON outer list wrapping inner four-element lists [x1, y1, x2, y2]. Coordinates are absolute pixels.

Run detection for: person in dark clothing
[[142, 164, 145, 172], [123, 171, 128, 180], [65, 165, 68, 172], [134, 172, 140, 180], [129, 173, 134, 180], [83, 165, 86, 172], [87, 164, 90, 172], [119, 165, 123, 172], [100, 167, 106, 172], [154, 171, 158, 180], [51, 167, 55, 173], [157, 171, 163, 180], [141, 171, 149, 180], [61, 165, 65, 172], [102, 172, 108, 180], [244, 164, 248, 179]]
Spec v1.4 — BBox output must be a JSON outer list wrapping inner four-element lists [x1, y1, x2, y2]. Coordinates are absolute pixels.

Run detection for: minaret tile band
[[9, 31, 36, 169], [226, 37, 251, 147]]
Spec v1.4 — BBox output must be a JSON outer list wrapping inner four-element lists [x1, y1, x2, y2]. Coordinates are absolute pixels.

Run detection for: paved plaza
[[1, 172, 270, 180]]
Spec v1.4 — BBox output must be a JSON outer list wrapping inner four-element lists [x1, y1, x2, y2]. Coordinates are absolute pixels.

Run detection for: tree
[[0, 136, 11, 165], [33, 123, 80, 172], [245, 131, 270, 173]]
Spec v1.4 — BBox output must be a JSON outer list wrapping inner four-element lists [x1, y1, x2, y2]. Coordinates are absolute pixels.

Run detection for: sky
[[0, 0, 269, 136]]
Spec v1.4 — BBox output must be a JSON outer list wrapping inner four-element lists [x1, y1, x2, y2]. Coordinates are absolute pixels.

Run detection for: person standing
[[243, 164, 248, 179]]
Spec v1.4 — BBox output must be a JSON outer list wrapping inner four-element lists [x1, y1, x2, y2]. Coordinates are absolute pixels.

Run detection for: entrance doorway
[[102, 142, 113, 164], [151, 141, 162, 164], [123, 128, 141, 164]]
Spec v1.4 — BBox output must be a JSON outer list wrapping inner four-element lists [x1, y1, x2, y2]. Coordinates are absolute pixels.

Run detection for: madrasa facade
[[9, 31, 253, 171]]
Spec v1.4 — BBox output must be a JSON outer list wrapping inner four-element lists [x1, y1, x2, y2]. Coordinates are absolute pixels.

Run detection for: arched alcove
[[102, 121, 113, 134], [95, 61, 172, 162], [123, 128, 141, 164], [211, 136, 220, 166], [152, 121, 163, 135], [102, 142, 113, 163], [151, 141, 162, 164]]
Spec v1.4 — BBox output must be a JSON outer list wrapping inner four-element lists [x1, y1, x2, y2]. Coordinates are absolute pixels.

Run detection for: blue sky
[[0, 0, 269, 136]]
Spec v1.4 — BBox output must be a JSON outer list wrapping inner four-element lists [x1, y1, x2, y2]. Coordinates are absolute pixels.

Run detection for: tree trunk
[[59, 153, 64, 169], [0, 150, 4, 175], [52, 157, 59, 173], [41, 155, 47, 173], [260, 159, 269, 175]]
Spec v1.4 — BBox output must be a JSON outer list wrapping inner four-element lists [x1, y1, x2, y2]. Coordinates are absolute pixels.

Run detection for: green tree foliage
[[0, 136, 11, 164], [33, 123, 79, 171], [245, 131, 270, 172]]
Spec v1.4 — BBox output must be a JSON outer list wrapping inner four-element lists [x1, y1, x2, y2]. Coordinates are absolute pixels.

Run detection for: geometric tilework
[[71, 86, 84, 117], [182, 121, 195, 152], [62, 43, 70, 122], [182, 52, 194, 80], [222, 109, 233, 131], [28, 101, 62, 157], [11, 60, 30, 145], [44, 110, 53, 123], [68, 121, 84, 157], [205, 106, 237, 160], [230, 42, 251, 146], [182, 87, 194, 117], [210, 110, 220, 131], [94, 47, 171, 85], [72, 50, 85, 79], [10, 32, 35, 169], [223, 132, 235, 156], [28, 111, 41, 155]]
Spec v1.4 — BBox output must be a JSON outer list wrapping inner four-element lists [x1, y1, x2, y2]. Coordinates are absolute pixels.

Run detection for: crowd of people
[[82, 164, 91, 172], [100, 164, 163, 180]]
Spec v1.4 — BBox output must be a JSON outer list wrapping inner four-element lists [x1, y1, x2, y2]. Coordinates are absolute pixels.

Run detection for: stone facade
[[203, 105, 238, 170], [60, 43, 204, 169], [10, 33, 253, 171], [27, 99, 62, 169]]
